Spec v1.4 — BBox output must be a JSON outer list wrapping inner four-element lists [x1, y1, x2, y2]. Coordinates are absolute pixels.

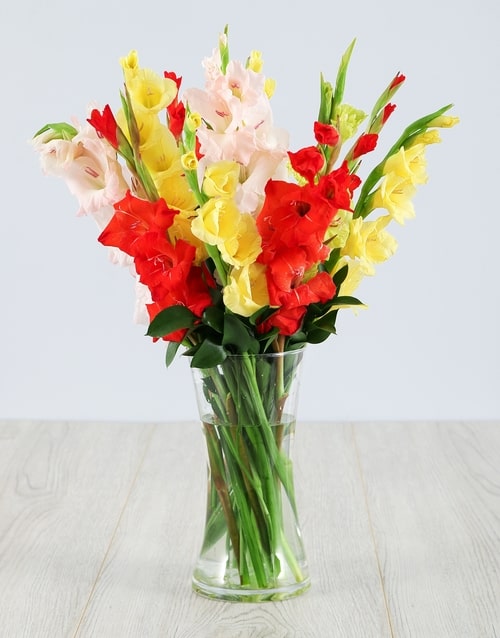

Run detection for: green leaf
[[257, 327, 280, 351], [146, 305, 197, 338], [313, 311, 338, 334], [330, 295, 364, 308], [191, 339, 227, 368], [288, 330, 307, 344], [306, 328, 332, 344], [323, 247, 341, 275], [248, 305, 272, 326], [165, 341, 181, 367], [332, 263, 348, 288], [222, 314, 260, 353], [203, 306, 224, 333]]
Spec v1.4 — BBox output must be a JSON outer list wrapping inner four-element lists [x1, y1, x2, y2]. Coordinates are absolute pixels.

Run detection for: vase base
[[192, 576, 311, 603]]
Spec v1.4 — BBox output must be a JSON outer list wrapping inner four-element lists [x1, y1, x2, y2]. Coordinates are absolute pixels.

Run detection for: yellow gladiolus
[[181, 151, 198, 172], [137, 119, 179, 173], [223, 263, 269, 317], [219, 212, 262, 267], [186, 111, 202, 132], [155, 167, 198, 212], [127, 68, 177, 113], [341, 215, 397, 275], [203, 161, 240, 198], [429, 115, 460, 129], [191, 197, 241, 246], [247, 50, 263, 73], [384, 144, 428, 186], [324, 209, 352, 250], [410, 130, 441, 146], [120, 50, 139, 82], [192, 199, 261, 267], [371, 173, 416, 225], [264, 78, 276, 98], [168, 210, 208, 264]]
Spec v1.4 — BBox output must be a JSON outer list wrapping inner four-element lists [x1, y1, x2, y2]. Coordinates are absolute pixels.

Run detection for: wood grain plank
[[353, 421, 500, 638], [75, 422, 391, 638], [0, 421, 41, 485], [0, 420, 155, 638]]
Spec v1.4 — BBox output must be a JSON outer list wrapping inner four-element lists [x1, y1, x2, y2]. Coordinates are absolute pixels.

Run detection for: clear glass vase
[[190, 348, 310, 602]]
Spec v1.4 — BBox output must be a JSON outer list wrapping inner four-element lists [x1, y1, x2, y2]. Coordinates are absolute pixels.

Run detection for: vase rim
[[193, 347, 306, 363]]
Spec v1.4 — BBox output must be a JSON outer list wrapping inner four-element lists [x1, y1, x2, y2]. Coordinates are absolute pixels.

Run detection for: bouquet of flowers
[[33, 27, 457, 600]]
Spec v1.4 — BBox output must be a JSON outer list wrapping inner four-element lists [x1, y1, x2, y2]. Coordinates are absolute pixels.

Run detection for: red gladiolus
[[389, 72, 406, 90], [382, 103, 397, 124], [133, 234, 193, 294], [258, 270, 336, 336], [147, 265, 214, 341], [265, 246, 309, 292], [257, 180, 337, 264], [98, 191, 178, 256], [288, 146, 324, 184], [318, 163, 361, 210], [87, 105, 119, 149], [304, 270, 336, 300], [352, 133, 378, 160], [164, 71, 186, 139], [138, 235, 213, 341], [314, 121, 339, 146], [267, 266, 335, 307], [164, 71, 182, 91], [258, 305, 307, 336], [167, 101, 186, 139], [98, 192, 213, 341]]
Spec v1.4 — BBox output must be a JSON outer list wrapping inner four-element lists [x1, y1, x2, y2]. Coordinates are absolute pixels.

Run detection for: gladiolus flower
[[98, 191, 178, 255], [428, 115, 460, 129], [258, 305, 307, 336], [384, 144, 428, 186], [288, 146, 324, 185], [371, 173, 416, 224], [191, 197, 241, 247], [382, 103, 397, 124], [341, 215, 398, 275], [334, 104, 367, 141], [181, 151, 198, 171], [247, 50, 263, 73], [120, 50, 139, 82], [202, 161, 240, 198], [389, 72, 405, 90], [223, 262, 269, 316], [218, 213, 262, 268], [314, 122, 339, 146], [88, 105, 120, 149], [352, 133, 378, 160], [127, 69, 177, 113]]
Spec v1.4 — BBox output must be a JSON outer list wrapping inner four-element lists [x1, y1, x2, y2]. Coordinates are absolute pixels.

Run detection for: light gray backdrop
[[1, 0, 498, 422]]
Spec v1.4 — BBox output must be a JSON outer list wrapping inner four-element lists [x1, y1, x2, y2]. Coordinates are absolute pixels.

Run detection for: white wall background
[[1, 0, 498, 423]]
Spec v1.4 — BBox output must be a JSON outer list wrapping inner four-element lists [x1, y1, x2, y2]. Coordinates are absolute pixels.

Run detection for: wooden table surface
[[0, 419, 498, 637]]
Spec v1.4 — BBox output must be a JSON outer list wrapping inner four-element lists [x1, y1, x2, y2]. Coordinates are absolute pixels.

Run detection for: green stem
[[200, 353, 305, 588], [204, 422, 241, 577]]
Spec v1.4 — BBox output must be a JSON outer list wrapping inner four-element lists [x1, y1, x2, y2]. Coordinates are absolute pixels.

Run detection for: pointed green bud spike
[[331, 39, 356, 116], [220, 25, 230, 74]]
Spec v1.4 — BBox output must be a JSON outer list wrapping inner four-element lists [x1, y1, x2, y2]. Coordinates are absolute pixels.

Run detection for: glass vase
[[190, 348, 310, 602]]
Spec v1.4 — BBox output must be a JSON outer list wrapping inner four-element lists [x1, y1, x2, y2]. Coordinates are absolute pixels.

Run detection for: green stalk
[[204, 422, 241, 574], [200, 353, 305, 588]]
